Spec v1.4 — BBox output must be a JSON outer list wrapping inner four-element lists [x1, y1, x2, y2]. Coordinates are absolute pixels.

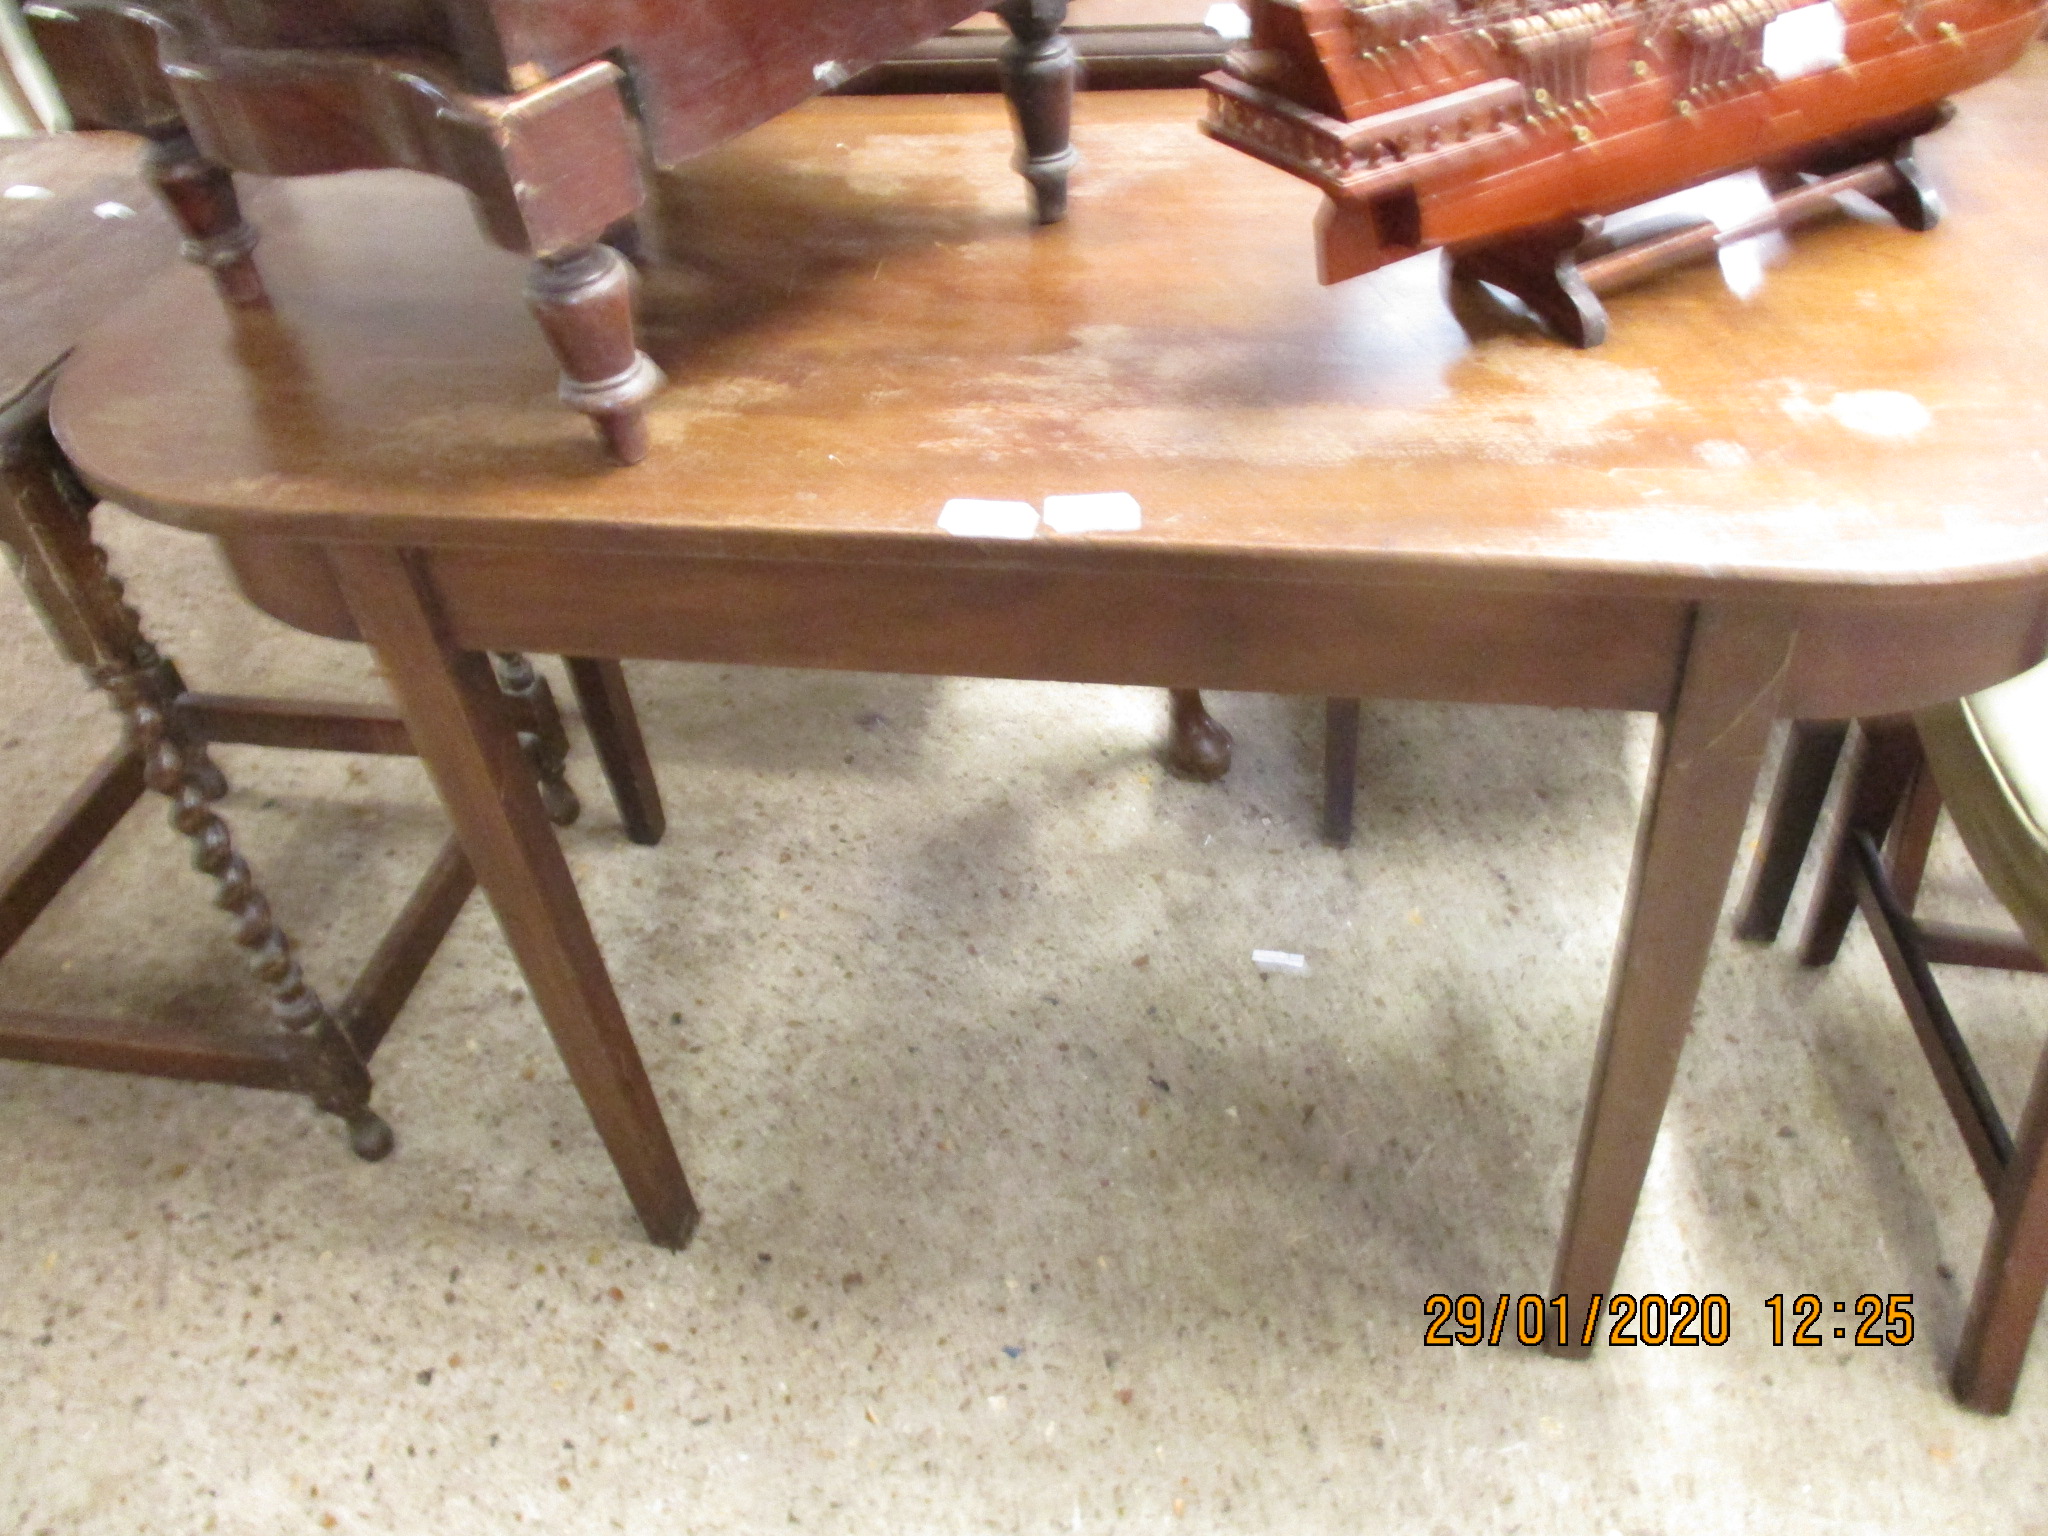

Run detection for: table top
[[0, 132, 172, 425], [53, 52, 2048, 601]]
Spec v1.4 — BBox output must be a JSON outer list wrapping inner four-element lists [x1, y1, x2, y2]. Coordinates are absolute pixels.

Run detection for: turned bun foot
[[346, 1108, 396, 1162], [1166, 689, 1233, 782], [526, 245, 665, 465], [537, 775, 583, 827], [1019, 151, 1079, 226]]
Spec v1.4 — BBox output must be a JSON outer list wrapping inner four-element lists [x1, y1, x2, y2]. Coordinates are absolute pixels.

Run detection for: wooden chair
[[2, 131, 666, 1160], [1736, 681, 2048, 1415]]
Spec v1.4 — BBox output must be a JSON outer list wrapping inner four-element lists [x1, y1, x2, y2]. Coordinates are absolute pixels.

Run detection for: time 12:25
[[1764, 1293, 1915, 1346]]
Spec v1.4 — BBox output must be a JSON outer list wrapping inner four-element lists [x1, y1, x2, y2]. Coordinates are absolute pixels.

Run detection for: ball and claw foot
[[346, 1109, 396, 1162], [1166, 689, 1234, 782]]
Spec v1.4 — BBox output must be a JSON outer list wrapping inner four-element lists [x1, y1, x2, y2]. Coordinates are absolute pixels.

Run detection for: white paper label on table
[[93, 201, 137, 220], [937, 499, 1039, 540], [4, 184, 53, 200], [1761, 3, 1846, 81], [1043, 492, 1143, 535]]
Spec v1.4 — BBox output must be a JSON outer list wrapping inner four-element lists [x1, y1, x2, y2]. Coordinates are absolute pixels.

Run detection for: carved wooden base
[[1449, 123, 1949, 350], [526, 246, 666, 465], [997, 0, 1079, 225], [1165, 689, 1233, 781], [1449, 219, 1606, 348], [143, 132, 266, 308]]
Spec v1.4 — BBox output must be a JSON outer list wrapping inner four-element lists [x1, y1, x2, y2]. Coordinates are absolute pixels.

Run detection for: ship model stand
[[1201, 0, 2045, 344]]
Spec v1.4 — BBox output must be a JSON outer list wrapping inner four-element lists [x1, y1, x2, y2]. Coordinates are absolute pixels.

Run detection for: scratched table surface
[[50, 54, 2048, 604]]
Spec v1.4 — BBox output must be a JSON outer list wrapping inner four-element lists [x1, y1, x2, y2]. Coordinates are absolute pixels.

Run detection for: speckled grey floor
[[3, 509, 2045, 1534]]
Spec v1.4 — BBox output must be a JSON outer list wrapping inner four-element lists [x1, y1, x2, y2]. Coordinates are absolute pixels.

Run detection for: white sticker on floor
[[937, 498, 1039, 540], [1043, 492, 1142, 535], [1252, 950, 1310, 977]]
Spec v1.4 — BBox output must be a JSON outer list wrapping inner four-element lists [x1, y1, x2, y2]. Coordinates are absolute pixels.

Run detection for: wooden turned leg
[[1953, 1042, 2048, 1414], [142, 131, 265, 308], [329, 546, 697, 1248], [525, 245, 664, 466], [492, 652, 581, 828], [996, 0, 1079, 225], [1548, 605, 1793, 1355], [99, 664, 389, 1160], [1165, 689, 1232, 781], [1734, 720, 1848, 943], [565, 658, 666, 846], [1323, 698, 1362, 848]]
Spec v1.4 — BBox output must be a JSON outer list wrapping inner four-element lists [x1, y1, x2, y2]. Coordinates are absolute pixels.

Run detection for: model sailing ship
[[1201, 0, 2046, 341]]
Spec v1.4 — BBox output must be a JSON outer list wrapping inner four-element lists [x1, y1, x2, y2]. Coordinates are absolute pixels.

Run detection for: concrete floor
[[3, 508, 2046, 1535]]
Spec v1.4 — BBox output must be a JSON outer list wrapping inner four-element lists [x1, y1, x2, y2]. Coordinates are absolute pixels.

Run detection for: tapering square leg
[[566, 658, 667, 846], [1734, 719, 1847, 942], [329, 545, 696, 1248], [1548, 605, 1793, 1354]]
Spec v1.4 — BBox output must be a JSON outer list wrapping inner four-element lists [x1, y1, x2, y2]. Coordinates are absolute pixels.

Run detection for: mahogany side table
[[50, 69, 2048, 1368], [1, 130, 666, 1161]]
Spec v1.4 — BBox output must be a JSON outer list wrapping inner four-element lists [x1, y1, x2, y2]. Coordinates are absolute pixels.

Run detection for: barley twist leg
[[101, 665, 392, 1161]]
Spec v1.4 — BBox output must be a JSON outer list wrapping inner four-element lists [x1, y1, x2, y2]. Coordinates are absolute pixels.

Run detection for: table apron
[[221, 537, 2048, 719], [435, 545, 1695, 711]]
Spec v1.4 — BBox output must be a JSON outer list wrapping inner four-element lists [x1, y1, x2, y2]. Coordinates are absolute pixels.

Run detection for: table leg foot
[[526, 245, 664, 466], [347, 1108, 397, 1162], [1548, 605, 1794, 1342], [1166, 689, 1232, 781]]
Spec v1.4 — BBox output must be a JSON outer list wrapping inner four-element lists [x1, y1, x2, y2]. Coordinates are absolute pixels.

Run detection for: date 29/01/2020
[[1422, 1293, 1917, 1349]]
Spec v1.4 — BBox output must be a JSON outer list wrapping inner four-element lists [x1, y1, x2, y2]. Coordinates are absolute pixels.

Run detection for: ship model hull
[[1201, 0, 2045, 307]]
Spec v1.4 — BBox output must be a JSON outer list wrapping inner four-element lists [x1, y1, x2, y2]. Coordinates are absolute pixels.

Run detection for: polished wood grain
[[52, 71, 2048, 1309]]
